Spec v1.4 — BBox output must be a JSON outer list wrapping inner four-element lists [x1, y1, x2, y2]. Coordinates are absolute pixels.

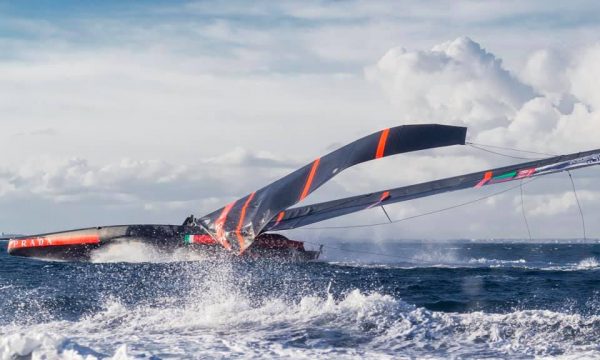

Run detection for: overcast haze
[[1, 1, 599, 240]]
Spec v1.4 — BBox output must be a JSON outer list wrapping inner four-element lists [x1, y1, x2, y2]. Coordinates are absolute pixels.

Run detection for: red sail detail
[[380, 191, 391, 201], [299, 158, 321, 201], [475, 171, 493, 188], [236, 192, 256, 250], [516, 168, 536, 179], [215, 201, 236, 250], [8, 234, 100, 250], [375, 128, 390, 159], [187, 234, 217, 245]]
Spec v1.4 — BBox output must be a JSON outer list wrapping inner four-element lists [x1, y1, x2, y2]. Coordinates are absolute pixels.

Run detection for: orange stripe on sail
[[274, 211, 285, 226], [375, 128, 390, 159], [475, 171, 493, 188], [299, 158, 321, 201], [215, 201, 236, 250], [236, 192, 256, 250]]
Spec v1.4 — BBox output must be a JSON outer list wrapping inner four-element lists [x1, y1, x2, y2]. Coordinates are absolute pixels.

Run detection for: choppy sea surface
[[1, 240, 599, 359]]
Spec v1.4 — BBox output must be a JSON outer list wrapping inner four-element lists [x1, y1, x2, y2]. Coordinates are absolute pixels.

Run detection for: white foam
[[2, 286, 599, 359], [410, 249, 460, 265], [89, 240, 209, 263], [0, 332, 134, 360], [468, 257, 527, 267], [575, 257, 599, 270], [540, 257, 600, 271], [331, 257, 530, 269]]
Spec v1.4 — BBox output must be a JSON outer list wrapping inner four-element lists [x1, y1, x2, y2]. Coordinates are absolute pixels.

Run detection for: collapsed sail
[[198, 124, 467, 252], [263, 149, 600, 231]]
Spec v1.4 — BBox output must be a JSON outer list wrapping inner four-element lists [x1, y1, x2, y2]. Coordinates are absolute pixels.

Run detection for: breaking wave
[[2, 287, 599, 359], [329, 257, 600, 271], [468, 257, 527, 267], [575, 257, 600, 270]]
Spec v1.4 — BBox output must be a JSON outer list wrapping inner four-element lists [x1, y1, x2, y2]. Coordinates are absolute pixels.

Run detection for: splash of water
[[89, 240, 208, 263], [576, 257, 599, 270]]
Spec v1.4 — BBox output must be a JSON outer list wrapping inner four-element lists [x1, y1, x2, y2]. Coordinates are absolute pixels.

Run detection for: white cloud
[[569, 44, 600, 110], [520, 49, 569, 98], [366, 37, 535, 132], [203, 147, 298, 168], [367, 36, 600, 160]]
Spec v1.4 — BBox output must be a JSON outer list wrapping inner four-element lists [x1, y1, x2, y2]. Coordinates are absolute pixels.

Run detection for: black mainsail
[[198, 124, 468, 252]]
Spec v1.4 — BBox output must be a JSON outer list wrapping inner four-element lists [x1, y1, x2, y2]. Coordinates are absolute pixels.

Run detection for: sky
[[1, 0, 600, 240]]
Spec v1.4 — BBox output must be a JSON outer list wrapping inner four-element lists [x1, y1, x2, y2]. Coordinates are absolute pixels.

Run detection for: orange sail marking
[[215, 201, 236, 250], [299, 158, 321, 201], [236, 192, 256, 250], [375, 128, 390, 159]]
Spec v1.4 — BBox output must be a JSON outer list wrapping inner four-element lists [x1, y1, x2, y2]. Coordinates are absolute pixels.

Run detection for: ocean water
[[1, 240, 599, 359]]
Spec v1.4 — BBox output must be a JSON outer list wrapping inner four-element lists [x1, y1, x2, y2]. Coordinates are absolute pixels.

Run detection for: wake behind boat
[[7, 124, 600, 262]]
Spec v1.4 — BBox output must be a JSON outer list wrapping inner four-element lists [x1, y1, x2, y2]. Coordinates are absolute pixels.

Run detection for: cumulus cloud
[[520, 49, 569, 98], [366, 37, 535, 131], [367, 36, 600, 156]]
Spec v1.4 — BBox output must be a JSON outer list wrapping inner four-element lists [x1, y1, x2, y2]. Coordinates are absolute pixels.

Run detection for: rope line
[[520, 180, 533, 241], [380, 206, 392, 223], [467, 143, 541, 160], [298, 178, 538, 230], [568, 171, 587, 240], [466, 142, 556, 156]]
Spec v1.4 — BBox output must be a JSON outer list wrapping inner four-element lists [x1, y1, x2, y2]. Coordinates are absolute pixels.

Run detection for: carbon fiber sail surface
[[198, 124, 467, 252], [263, 149, 600, 231]]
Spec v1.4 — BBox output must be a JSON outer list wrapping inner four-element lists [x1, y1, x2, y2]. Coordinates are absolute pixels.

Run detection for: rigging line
[[298, 178, 539, 230], [380, 205, 392, 223], [568, 171, 587, 241], [520, 180, 533, 241], [467, 143, 541, 160], [465, 142, 557, 157]]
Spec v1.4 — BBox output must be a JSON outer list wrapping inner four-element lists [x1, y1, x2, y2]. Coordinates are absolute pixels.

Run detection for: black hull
[[7, 224, 320, 262]]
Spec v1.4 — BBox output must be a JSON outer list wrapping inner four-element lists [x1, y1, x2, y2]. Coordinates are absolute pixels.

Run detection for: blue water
[[1, 240, 599, 359]]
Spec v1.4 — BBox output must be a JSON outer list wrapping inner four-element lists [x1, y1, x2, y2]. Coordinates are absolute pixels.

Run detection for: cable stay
[[520, 180, 533, 241], [467, 143, 542, 160], [465, 142, 557, 157], [568, 171, 587, 241], [380, 205, 392, 223]]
